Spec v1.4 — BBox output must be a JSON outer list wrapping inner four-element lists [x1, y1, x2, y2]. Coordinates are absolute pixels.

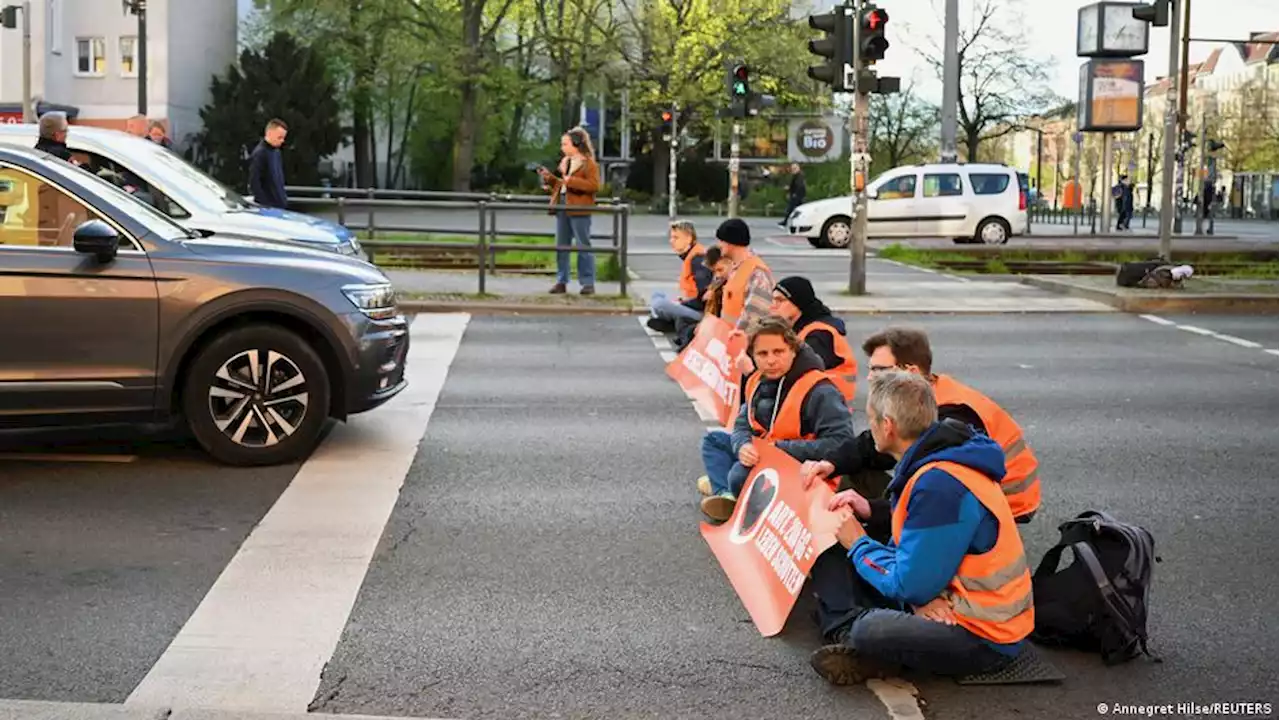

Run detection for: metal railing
[[285, 187, 631, 296]]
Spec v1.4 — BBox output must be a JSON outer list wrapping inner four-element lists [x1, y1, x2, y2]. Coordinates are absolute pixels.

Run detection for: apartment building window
[[119, 36, 137, 77], [75, 37, 106, 76]]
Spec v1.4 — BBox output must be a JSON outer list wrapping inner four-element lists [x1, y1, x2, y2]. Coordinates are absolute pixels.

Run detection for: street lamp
[[122, 0, 147, 115]]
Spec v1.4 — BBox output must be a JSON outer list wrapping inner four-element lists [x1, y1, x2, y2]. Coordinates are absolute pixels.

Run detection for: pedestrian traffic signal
[[730, 64, 750, 98], [1131, 0, 1169, 27], [660, 108, 674, 137], [807, 7, 853, 91], [860, 4, 890, 64]]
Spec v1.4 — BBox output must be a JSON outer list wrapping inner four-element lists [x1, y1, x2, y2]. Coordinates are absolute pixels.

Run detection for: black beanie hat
[[715, 218, 751, 247], [774, 276, 817, 310]]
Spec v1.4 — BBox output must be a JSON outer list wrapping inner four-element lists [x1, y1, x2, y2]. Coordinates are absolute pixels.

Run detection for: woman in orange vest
[[768, 276, 859, 403], [697, 316, 854, 522], [646, 220, 712, 333], [807, 370, 1033, 685]]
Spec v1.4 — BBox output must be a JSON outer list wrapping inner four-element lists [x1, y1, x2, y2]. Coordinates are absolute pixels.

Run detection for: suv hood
[[196, 207, 355, 247], [184, 234, 387, 284]]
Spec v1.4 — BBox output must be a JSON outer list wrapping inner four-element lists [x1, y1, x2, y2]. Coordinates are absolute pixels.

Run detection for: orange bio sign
[[701, 443, 843, 636], [665, 316, 745, 427]]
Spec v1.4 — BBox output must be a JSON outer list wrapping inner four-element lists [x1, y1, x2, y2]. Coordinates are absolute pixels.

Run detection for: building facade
[[0, 0, 237, 149]]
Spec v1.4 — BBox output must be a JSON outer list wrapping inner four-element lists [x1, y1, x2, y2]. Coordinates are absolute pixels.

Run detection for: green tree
[[194, 32, 343, 190]]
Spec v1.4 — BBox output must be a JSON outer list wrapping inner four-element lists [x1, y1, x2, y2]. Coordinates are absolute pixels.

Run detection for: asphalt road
[[1, 312, 1276, 718]]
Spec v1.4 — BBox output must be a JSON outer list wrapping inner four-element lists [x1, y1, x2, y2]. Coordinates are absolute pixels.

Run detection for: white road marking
[[866, 678, 927, 720], [127, 313, 470, 713], [1140, 314, 1274, 356], [659, 350, 678, 363], [0, 698, 457, 720]]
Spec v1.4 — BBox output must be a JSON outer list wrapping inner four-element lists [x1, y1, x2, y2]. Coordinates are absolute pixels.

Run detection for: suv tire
[[820, 215, 853, 249], [182, 324, 332, 466]]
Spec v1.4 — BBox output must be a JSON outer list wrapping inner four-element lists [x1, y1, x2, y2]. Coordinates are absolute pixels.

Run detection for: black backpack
[[1029, 510, 1161, 665], [1116, 258, 1166, 287]]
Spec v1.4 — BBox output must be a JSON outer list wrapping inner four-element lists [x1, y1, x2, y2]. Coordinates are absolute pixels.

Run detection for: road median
[[1021, 275, 1279, 314]]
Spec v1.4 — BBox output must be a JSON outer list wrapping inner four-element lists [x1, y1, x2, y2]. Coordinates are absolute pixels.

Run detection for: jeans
[[809, 546, 1014, 677], [782, 198, 800, 225], [650, 291, 704, 323], [555, 212, 595, 287], [700, 430, 750, 496]]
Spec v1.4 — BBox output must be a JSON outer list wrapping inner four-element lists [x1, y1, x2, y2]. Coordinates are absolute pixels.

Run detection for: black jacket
[[788, 172, 807, 202], [730, 345, 854, 463], [830, 394, 987, 481], [35, 137, 72, 162], [248, 140, 288, 209], [793, 311, 848, 373]]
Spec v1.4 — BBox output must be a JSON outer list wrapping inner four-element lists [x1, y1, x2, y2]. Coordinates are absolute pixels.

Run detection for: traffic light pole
[[668, 107, 679, 219], [848, 0, 868, 296], [1194, 107, 1206, 234], [1156, 0, 1182, 259], [728, 122, 742, 219]]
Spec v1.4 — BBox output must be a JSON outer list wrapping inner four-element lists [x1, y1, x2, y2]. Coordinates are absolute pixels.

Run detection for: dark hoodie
[[774, 276, 849, 372], [35, 136, 72, 162], [846, 419, 1022, 652], [729, 345, 853, 463]]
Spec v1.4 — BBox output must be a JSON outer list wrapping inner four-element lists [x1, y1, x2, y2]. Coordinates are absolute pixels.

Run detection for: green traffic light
[[733, 81, 747, 96]]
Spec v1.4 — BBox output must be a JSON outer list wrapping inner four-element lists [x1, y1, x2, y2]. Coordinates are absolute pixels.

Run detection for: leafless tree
[[869, 81, 939, 169]]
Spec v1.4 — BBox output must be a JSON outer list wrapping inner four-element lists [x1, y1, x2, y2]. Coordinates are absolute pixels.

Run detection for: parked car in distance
[[0, 145, 408, 466], [786, 162, 1029, 247], [0, 124, 363, 258]]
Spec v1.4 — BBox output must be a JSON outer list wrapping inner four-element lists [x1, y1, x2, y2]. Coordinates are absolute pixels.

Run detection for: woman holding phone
[[537, 127, 600, 295]]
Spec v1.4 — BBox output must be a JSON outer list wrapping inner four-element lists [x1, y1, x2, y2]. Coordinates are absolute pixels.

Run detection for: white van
[[786, 163, 1029, 247]]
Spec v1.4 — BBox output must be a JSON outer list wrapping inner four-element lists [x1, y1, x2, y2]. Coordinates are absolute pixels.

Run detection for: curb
[[399, 300, 643, 315], [1020, 276, 1278, 314]]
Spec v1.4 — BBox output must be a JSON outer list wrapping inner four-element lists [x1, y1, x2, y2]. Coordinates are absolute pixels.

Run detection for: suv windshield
[[45, 157, 194, 241], [137, 141, 254, 212]]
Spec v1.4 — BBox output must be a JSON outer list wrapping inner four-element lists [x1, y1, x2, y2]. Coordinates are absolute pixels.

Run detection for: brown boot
[[580, 285, 596, 296], [549, 283, 567, 294]]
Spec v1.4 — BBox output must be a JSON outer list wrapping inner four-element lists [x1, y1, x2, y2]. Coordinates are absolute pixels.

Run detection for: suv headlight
[[342, 283, 397, 320], [349, 236, 362, 254]]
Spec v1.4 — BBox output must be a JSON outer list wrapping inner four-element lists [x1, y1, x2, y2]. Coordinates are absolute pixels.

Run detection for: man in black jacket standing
[[780, 164, 806, 227], [249, 119, 289, 209], [34, 112, 73, 162]]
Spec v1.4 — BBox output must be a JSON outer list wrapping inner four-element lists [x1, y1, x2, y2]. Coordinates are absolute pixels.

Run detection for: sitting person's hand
[[828, 489, 871, 520], [735, 351, 754, 375], [913, 596, 956, 625], [801, 460, 836, 490], [835, 511, 865, 549], [737, 443, 759, 467]]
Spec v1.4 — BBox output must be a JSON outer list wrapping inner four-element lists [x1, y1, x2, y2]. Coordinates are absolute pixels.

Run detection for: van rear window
[[969, 173, 1010, 195]]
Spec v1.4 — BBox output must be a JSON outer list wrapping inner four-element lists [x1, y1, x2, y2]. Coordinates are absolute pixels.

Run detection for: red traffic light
[[734, 65, 749, 80], [865, 7, 888, 28], [661, 111, 673, 122]]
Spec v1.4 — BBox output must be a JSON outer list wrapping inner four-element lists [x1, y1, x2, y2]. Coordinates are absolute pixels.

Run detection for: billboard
[[788, 117, 844, 163], [1078, 59, 1144, 132]]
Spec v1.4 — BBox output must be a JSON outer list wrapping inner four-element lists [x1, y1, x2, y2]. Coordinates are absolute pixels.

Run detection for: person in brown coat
[[538, 127, 600, 295]]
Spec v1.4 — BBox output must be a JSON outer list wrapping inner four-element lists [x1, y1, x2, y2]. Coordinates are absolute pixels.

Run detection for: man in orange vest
[[807, 370, 1034, 684], [768, 276, 858, 403], [714, 218, 772, 333], [697, 316, 853, 522], [802, 326, 1041, 523], [646, 220, 712, 333]]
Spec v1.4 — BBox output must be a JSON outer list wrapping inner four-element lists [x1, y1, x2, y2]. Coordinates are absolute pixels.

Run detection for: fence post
[[366, 187, 376, 240], [488, 207, 498, 274], [611, 207, 620, 249], [619, 206, 629, 298], [477, 201, 487, 295], [336, 196, 346, 227]]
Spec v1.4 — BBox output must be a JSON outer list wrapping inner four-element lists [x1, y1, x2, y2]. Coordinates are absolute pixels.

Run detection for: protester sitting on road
[[648, 220, 712, 333], [672, 247, 729, 351], [715, 218, 772, 332], [768, 276, 858, 403], [806, 370, 1033, 685], [802, 326, 1042, 523], [697, 316, 853, 522]]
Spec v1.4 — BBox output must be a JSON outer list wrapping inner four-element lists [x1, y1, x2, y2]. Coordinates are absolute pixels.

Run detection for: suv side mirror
[[73, 219, 121, 262], [866, 187, 879, 200]]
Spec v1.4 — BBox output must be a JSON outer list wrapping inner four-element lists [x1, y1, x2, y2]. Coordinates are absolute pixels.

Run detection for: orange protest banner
[[665, 316, 746, 427], [700, 442, 845, 637]]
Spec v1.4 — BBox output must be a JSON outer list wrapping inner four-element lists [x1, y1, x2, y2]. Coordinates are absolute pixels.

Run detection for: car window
[[969, 173, 1011, 195], [72, 149, 192, 220], [876, 175, 917, 200], [923, 173, 963, 198], [0, 164, 117, 249]]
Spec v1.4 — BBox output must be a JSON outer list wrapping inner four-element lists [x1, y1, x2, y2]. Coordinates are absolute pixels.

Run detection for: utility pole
[[125, 0, 148, 115], [939, 0, 959, 162], [728, 122, 742, 218], [1171, 0, 1190, 234], [849, 83, 870, 296], [668, 106, 678, 219], [1194, 106, 1206, 234], [1100, 133, 1113, 232], [1156, 0, 1182, 259]]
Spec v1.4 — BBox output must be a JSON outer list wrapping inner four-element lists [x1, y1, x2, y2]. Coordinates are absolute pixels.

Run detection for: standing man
[[781, 163, 806, 227], [806, 370, 1033, 685], [1112, 175, 1134, 231], [34, 112, 73, 162], [768, 276, 858, 403], [249, 119, 289, 210]]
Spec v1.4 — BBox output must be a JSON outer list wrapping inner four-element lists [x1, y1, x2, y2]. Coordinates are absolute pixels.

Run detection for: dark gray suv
[[0, 146, 408, 466]]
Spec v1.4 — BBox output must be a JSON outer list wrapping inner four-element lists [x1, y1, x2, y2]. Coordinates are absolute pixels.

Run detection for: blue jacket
[[848, 418, 1022, 652]]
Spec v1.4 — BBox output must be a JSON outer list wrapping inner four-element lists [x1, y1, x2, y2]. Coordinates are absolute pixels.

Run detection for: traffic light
[[860, 4, 890, 65], [1131, 0, 1169, 27], [730, 63, 750, 99], [807, 7, 853, 91], [1, 6, 18, 29], [660, 108, 674, 138], [1207, 139, 1226, 152]]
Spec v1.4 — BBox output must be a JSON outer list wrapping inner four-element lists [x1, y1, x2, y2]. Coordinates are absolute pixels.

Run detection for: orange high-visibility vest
[[797, 321, 858, 402], [721, 254, 771, 326], [744, 370, 827, 441], [892, 460, 1035, 645], [678, 244, 708, 299], [932, 373, 1041, 519]]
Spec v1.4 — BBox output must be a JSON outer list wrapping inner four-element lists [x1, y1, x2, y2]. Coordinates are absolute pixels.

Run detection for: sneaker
[[700, 492, 737, 523], [549, 283, 567, 294], [580, 285, 596, 296], [809, 644, 883, 686], [647, 317, 676, 334], [696, 475, 713, 496]]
